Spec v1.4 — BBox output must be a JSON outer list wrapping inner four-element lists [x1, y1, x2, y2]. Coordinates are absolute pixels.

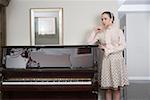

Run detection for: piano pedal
[[92, 91, 98, 94]]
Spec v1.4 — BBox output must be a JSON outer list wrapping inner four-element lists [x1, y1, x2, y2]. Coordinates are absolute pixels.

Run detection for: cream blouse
[[87, 25, 126, 56]]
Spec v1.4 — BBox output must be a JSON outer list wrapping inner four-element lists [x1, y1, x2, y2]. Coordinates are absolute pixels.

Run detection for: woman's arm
[[87, 31, 99, 45], [101, 29, 126, 56], [115, 29, 126, 51], [87, 26, 103, 45]]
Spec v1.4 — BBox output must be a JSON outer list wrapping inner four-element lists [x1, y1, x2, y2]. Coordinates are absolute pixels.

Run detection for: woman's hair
[[101, 11, 115, 23]]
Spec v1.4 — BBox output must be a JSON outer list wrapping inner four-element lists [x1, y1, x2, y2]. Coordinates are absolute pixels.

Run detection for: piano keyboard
[[2, 81, 92, 85], [2, 78, 92, 85]]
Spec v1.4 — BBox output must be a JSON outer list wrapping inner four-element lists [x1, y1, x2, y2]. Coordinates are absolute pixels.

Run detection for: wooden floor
[[1, 91, 97, 100]]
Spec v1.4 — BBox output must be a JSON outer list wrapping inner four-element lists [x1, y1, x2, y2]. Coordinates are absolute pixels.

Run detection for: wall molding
[[129, 77, 150, 83], [129, 76, 150, 80], [118, 4, 150, 12]]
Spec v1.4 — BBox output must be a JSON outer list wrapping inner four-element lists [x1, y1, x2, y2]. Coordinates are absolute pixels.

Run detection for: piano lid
[[2, 45, 98, 48]]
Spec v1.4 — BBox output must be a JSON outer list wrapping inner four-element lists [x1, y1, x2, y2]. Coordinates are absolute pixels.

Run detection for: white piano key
[[2, 81, 92, 85]]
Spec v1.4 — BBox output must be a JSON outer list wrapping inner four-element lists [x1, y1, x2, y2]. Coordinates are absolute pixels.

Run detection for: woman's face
[[101, 13, 113, 28]]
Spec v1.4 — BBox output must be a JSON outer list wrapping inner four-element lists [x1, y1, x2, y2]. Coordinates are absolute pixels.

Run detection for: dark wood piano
[[0, 45, 98, 100]]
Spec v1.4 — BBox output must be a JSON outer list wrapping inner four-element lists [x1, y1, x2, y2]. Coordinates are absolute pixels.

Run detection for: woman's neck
[[104, 23, 113, 29]]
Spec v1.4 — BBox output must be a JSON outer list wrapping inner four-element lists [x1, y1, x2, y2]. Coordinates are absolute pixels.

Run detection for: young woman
[[88, 11, 129, 100]]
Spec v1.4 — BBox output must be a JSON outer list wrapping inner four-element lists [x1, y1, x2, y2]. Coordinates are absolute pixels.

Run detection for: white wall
[[6, 0, 119, 45], [126, 13, 150, 80]]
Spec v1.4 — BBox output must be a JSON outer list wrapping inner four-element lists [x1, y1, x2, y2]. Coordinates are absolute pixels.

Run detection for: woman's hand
[[99, 44, 110, 56], [99, 44, 106, 51], [94, 26, 104, 33]]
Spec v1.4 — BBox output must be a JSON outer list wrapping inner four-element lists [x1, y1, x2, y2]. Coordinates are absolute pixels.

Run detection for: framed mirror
[[30, 8, 63, 45]]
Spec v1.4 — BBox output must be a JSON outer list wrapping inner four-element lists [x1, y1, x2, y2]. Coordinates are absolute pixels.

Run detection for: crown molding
[[118, 4, 150, 12]]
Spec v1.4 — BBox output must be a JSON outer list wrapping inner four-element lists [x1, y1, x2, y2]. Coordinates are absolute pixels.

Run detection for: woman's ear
[[110, 18, 113, 23]]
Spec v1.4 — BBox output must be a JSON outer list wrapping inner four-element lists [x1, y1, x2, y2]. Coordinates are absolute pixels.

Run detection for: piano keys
[[2, 78, 92, 85]]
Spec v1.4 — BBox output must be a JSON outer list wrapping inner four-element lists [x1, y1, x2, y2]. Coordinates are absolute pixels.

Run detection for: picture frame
[[30, 8, 63, 45]]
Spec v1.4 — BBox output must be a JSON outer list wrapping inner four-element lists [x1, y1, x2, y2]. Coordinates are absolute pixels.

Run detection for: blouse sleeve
[[87, 31, 100, 45], [104, 29, 126, 56]]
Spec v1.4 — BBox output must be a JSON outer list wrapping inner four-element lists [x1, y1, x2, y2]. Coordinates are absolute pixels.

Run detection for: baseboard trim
[[129, 77, 150, 83], [129, 77, 150, 80]]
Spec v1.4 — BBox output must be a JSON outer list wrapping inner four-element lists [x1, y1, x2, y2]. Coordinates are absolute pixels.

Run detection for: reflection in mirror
[[30, 8, 63, 45]]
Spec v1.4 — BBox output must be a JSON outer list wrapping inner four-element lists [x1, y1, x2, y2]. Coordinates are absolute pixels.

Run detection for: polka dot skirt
[[100, 51, 129, 89]]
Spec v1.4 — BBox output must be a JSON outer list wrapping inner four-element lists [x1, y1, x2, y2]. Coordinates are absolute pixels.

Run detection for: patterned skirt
[[100, 51, 129, 89]]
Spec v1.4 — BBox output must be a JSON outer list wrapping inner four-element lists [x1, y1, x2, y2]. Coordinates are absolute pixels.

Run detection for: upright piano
[[0, 45, 99, 99]]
